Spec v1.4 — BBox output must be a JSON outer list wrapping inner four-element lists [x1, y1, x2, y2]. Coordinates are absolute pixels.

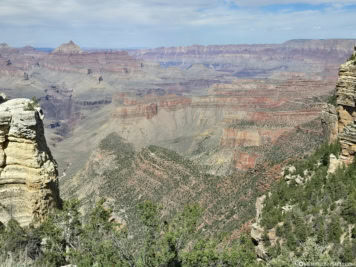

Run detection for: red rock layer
[[42, 51, 140, 74], [130, 39, 356, 64], [113, 103, 158, 119], [220, 128, 291, 148], [233, 152, 258, 171], [0, 46, 140, 76], [112, 93, 192, 119]]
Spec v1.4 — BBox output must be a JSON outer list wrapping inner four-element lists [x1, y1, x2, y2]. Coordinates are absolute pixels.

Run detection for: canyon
[[3, 0, 356, 262], [0, 39, 355, 177], [0, 39, 355, 250]]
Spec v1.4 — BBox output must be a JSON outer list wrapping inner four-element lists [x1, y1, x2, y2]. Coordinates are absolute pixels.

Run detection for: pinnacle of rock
[[51, 40, 82, 54], [0, 95, 61, 227]]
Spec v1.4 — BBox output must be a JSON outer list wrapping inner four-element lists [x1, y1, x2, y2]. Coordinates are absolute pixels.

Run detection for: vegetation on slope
[[60, 126, 329, 260], [327, 92, 337, 106], [2, 129, 353, 266], [68, 133, 268, 239], [0, 200, 258, 267], [55, 127, 346, 266], [259, 141, 356, 264], [264, 118, 326, 166], [347, 52, 356, 66]]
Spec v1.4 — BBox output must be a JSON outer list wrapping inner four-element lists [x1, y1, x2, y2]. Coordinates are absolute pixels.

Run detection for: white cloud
[[232, 0, 356, 6], [0, 0, 355, 47]]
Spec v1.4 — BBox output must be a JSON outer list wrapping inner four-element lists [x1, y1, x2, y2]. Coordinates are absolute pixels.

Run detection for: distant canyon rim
[[0, 39, 355, 180]]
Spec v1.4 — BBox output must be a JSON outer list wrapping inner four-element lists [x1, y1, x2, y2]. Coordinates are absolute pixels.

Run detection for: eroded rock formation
[[0, 96, 60, 226], [51, 40, 82, 54], [1, 39, 354, 176], [334, 47, 356, 163]]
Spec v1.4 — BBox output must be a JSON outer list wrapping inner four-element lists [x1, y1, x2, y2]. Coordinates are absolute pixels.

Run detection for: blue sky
[[0, 0, 356, 48]]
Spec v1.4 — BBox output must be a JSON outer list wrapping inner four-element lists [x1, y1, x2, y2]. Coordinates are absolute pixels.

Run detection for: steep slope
[[0, 95, 60, 227], [251, 47, 356, 264], [61, 133, 261, 235], [61, 119, 326, 239]]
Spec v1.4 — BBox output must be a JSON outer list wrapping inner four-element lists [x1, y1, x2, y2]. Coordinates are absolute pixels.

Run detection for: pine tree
[[328, 215, 342, 243]]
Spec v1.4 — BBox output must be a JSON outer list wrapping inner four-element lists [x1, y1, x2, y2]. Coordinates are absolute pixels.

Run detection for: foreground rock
[[0, 96, 60, 226]]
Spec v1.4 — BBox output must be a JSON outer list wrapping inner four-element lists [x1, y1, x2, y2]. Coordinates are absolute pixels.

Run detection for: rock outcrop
[[327, 153, 343, 174], [0, 96, 60, 226], [251, 195, 267, 259], [334, 47, 356, 163], [51, 40, 82, 54], [321, 103, 338, 143]]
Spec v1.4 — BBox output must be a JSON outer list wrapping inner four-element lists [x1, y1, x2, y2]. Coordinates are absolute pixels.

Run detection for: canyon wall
[[129, 39, 356, 73]]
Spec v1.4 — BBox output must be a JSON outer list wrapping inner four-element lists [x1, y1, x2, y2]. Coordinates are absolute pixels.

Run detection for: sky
[[0, 0, 356, 48]]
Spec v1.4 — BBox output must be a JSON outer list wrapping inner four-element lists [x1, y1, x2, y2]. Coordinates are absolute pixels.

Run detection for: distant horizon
[[2, 38, 356, 51]]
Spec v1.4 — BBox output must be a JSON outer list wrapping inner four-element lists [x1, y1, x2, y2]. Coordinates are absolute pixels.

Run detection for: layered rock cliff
[[129, 39, 356, 75], [0, 95, 60, 226], [321, 46, 356, 163], [335, 47, 356, 163]]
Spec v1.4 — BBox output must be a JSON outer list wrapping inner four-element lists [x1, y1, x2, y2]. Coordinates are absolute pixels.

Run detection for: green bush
[[24, 96, 40, 111], [327, 93, 337, 106], [0, 200, 259, 266], [259, 140, 356, 262], [348, 53, 356, 62]]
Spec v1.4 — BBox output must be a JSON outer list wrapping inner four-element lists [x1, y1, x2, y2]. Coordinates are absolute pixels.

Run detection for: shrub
[[327, 93, 337, 106], [348, 53, 356, 62], [0, 200, 260, 266], [24, 96, 40, 111]]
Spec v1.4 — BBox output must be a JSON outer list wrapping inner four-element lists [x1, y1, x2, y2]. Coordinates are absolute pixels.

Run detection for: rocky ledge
[[0, 94, 60, 227]]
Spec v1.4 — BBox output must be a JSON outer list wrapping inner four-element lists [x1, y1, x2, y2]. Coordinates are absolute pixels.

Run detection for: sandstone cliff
[[0, 95, 60, 226]]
